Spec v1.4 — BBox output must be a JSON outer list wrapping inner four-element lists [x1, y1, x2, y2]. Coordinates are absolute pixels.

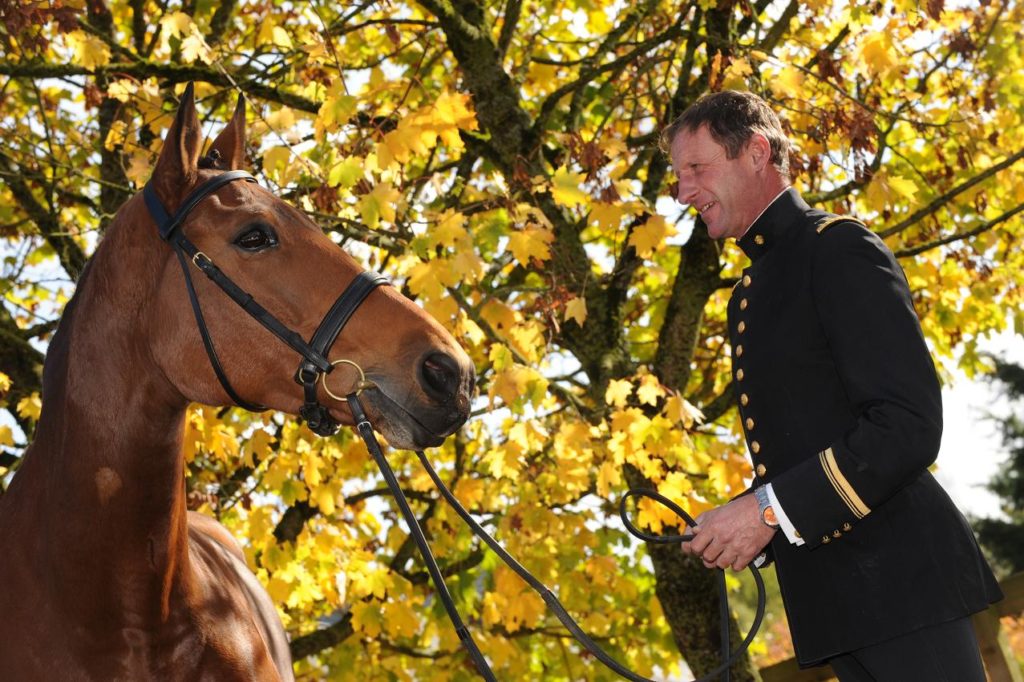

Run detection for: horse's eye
[[233, 225, 278, 252]]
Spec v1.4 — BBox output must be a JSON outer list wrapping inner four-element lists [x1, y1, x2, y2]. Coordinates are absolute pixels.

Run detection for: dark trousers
[[827, 616, 986, 682]]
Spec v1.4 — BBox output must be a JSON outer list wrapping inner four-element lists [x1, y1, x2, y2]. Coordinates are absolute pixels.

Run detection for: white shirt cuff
[[766, 483, 804, 546]]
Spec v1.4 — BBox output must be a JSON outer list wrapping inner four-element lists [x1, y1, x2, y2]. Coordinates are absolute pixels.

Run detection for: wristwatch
[[754, 485, 780, 530]]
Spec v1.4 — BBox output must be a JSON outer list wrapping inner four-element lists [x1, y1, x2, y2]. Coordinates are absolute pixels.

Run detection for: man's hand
[[680, 494, 776, 571]]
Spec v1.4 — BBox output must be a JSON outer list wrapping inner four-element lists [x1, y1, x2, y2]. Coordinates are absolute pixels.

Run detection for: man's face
[[669, 124, 763, 240]]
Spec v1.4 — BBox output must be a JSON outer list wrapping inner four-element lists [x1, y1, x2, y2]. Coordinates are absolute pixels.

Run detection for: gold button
[[754, 235, 765, 245], [794, 530, 801, 539], [751, 441, 761, 454], [745, 417, 755, 430], [736, 369, 744, 381], [738, 321, 746, 333], [833, 530, 842, 538], [736, 345, 744, 358], [755, 463, 766, 477], [843, 523, 852, 532], [740, 298, 748, 310], [743, 275, 752, 287], [740, 393, 749, 406], [822, 536, 831, 544]]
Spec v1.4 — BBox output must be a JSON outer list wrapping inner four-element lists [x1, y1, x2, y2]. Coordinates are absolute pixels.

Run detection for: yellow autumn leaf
[[482, 443, 522, 480], [104, 120, 127, 152], [327, 157, 364, 188], [351, 601, 384, 638], [315, 91, 358, 137], [721, 57, 753, 90], [564, 296, 587, 326], [769, 66, 805, 98], [262, 146, 292, 179], [0, 372, 12, 393], [181, 32, 213, 64], [358, 182, 402, 229], [383, 601, 420, 639], [407, 258, 459, 299], [550, 167, 589, 207], [107, 79, 137, 103], [590, 202, 626, 232], [432, 90, 477, 129], [0, 425, 13, 448], [659, 471, 694, 502], [663, 394, 704, 428], [271, 26, 293, 49], [507, 227, 553, 265], [68, 31, 111, 70], [605, 379, 633, 408], [430, 209, 468, 249], [596, 460, 621, 497], [160, 12, 192, 39], [629, 214, 674, 257], [859, 31, 899, 77], [637, 374, 666, 406], [16, 393, 41, 421], [865, 170, 918, 212], [454, 477, 485, 508]]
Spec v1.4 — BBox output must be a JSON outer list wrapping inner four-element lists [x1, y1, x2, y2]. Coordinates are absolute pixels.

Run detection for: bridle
[[142, 170, 387, 436], [143, 169, 765, 680]]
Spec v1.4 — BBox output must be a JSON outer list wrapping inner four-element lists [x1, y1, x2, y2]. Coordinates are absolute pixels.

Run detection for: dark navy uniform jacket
[[728, 188, 1001, 665]]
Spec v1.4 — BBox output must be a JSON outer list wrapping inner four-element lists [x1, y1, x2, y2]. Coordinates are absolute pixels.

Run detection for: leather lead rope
[[348, 394, 496, 682], [347, 393, 767, 682]]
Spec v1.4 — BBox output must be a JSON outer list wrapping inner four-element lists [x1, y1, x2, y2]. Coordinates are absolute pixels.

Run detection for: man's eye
[[233, 225, 278, 251]]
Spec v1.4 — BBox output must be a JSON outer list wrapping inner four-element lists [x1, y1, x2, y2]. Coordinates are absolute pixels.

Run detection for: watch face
[[763, 506, 779, 527]]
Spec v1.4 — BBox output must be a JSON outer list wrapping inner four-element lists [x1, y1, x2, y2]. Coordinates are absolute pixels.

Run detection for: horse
[[0, 84, 475, 681]]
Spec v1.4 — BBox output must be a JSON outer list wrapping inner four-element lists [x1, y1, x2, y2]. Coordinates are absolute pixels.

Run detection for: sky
[[933, 330, 1022, 520]]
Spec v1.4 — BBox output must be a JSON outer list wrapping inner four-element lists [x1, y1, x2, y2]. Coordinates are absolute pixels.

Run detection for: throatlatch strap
[[173, 244, 266, 412]]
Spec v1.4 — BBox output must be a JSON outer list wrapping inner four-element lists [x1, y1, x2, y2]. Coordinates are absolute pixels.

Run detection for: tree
[[1, 0, 1022, 679], [975, 357, 1024, 575]]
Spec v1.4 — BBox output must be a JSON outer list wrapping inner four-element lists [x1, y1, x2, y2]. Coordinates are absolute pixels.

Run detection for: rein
[[142, 171, 387, 436], [347, 391, 767, 682]]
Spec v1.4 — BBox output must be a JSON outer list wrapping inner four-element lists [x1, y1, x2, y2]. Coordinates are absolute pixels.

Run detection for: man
[[667, 90, 1002, 680]]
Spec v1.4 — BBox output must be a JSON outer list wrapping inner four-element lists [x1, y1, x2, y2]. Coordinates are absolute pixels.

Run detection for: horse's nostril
[[420, 352, 461, 402]]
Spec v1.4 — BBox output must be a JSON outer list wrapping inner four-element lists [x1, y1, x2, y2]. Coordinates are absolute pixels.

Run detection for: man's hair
[[662, 90, 791, 179]]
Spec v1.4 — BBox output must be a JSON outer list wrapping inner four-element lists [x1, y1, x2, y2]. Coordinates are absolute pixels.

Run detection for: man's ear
[[150, 82, 203, 206], [206, 94, 247, 170], [747, 132, 772, 172]]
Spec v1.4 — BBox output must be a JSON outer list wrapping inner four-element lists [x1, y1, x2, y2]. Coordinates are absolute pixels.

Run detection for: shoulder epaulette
[[815, 215, 866, 234]]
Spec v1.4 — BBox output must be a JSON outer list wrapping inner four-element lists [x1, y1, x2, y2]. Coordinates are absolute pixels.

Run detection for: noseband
[[143, 170, 387, 436]]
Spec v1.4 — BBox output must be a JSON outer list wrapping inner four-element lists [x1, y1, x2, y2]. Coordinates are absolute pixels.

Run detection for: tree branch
[[289, 610, 353, 660], [0, 152, 87, 280], [0, 62, 321, 113], [879, 148, 1024, 239], [893, 202, 1024, 258]]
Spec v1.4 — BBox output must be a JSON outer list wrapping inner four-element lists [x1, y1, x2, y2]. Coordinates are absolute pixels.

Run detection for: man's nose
[[676, 176, 698, 205]]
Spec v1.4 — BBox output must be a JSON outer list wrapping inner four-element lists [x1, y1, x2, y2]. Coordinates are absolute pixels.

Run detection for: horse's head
[[140, 85, 474, 449]]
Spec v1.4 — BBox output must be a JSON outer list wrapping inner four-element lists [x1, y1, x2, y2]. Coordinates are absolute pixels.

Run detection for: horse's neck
[[5, 213, 194, 623]]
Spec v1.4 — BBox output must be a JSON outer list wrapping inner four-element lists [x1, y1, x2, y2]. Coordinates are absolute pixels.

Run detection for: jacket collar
[[736, 187, 809, 262]]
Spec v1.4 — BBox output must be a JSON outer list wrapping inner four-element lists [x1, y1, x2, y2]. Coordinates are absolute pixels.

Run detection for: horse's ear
[[151, 82, 203, 203], [206, 94, 247, 170]]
